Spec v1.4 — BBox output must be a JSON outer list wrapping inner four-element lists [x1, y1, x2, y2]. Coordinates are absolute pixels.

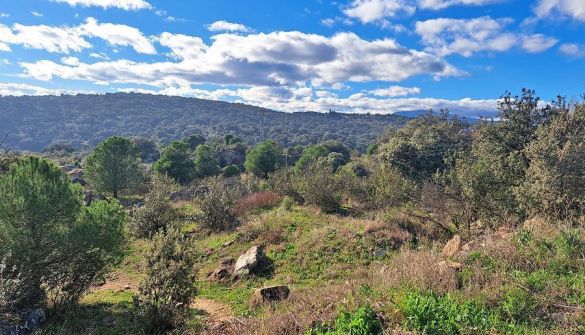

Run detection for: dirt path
[[191, 298, 235, 324]]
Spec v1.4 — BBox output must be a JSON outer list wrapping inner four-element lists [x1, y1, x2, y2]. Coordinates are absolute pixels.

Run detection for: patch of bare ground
[[191, 298, 240, 334]]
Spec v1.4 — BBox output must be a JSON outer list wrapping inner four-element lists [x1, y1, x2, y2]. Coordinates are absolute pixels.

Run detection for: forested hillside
[[0, 93, 407, 152]]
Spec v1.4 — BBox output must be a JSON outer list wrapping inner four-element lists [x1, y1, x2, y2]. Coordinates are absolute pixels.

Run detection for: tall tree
[[0, 157, 125, 309], [183, 134, 206, 151], [84, 136, 143, 198], [153, 141, 194, 184], [194, 144, 220, 177], [244, 140, 284, 178]]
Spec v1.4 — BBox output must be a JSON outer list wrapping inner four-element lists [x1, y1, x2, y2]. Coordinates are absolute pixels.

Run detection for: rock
[[442, 235, 462, 257], [208, 258, 235, 282], [373, 248, 386, 258], [437, 260, 463, 270], [124, 285, 131, 290], [233, 245, 267, 277], [249, 285, 290, 306]]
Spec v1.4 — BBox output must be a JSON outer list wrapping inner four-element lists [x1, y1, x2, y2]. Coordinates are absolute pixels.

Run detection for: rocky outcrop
[[233, 246, 268, 278], [208, 258, 235, 282], [0, 308, 45, 335], [249, 286, 290, 306]]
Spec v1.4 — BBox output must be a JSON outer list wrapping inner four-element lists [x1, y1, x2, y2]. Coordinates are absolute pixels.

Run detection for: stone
[[208, 258, 235, 282], [249, 285, 290, 306], [442, 235, 462, 257], [0, 308, 45, 335], [233, 245, 267, 277], [437, 260, 463, 270]]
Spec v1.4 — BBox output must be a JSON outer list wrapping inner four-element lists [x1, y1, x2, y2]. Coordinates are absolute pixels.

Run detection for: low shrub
[[130, 176, 178, 238], [196, 176, 243, 232], [307, 305, 383, 335], [231, 191, 281, 216]]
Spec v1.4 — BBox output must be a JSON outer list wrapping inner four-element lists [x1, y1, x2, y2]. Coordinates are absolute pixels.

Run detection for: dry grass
[[231, 191, 282, 217]]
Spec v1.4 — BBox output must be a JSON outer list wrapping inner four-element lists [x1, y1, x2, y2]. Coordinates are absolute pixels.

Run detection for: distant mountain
[[394, 110, 498, 124], [0, 93, 409, 152]]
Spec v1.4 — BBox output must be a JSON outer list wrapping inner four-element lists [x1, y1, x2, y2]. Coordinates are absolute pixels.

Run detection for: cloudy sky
[[0, 0, 584, 116]]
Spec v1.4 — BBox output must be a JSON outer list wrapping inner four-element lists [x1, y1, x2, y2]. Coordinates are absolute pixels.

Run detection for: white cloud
[[89, 52, 110, 60], [321, 18, 336, 27], [31, 11, 43, 17], [79, 18, 156, 54], [343, 0, 416, 24], [0, 19, 156, 54], [0, 13, 9, 18], [0, 82, 87, 96], [534, 0, 585, 21], [0, 23, 91, 53], [369, 85, 421, 97], [20, 30, 459, 89], [207, 21, 252, 33], [418, 0, 502, 10], [51, 0, 152, 11], [521, 34, 558, 53], [61, 56, 80, 66], [415, 17, 556, 56], [559, 43, 585, 57]]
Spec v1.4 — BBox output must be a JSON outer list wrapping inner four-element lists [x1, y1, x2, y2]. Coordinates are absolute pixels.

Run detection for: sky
[[0, 0, 584, 117]]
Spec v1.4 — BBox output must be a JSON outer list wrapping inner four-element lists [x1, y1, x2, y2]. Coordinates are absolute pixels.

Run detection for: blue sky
[[0, 0, 584, 116]]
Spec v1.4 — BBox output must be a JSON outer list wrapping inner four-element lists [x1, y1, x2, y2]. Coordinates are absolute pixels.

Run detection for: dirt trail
[[191, 298, 235, 324]]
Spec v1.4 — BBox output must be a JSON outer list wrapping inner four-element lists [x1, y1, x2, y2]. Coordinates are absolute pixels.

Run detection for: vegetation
[[3, 90, 585, 335], [84, 136, 143, 198]]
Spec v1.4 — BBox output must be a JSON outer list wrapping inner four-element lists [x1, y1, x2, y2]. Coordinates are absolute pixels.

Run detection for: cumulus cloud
[[51, 0, 152, 11], [559, 43, 585, 57], [415, 16, 556, 56], [79, 17, 156, 54], [207, 21, 252, 33], [61, 56, 80, 66], [418, 0, 502, 10], [0, 19, 156, 54], [21, 30, 459, 87], [343, 0, 415, 24], [369, 85, 421, 97], [534, 0, 585, 21], [31, 11, 43, 17]]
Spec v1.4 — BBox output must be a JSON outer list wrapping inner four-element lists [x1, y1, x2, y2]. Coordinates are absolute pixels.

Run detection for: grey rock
[[233, 246, 267, 277]]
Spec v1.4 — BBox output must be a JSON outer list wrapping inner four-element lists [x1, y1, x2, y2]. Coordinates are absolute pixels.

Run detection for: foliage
[[195, 176, 243, 232], [135, 228, 197, 334], [130, 175, 178, 238], [132, 137, 160, 163], [517, 103, 585, 220], [0, 93, 406, 152], [294, 145, 329, 173], [399, 291, 497, 335], [223, 164, 240, 177], [183, 134, 206, 150], [194, 144, 220, 177], [378, 111, 470, 182], [307, 305, 383, 335], [295, 141, 351, 173], [244, 140, 285, 178], [295, 162, 344, 213], [0, 157, 125, 310], [153, 141, 194, 184], [84, 136, 143, 198]]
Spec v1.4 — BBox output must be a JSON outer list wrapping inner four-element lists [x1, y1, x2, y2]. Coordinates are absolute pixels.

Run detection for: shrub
[[307, 305, 383, 335], [223, 164, 240, 177], [231, 191, 281, 216], [135, 228, 196, 334], [130, 176, 178, 238], [244, 140, 285, 178], [196, 176, 243, 232], [153, 141, 194, 184], [499, 287, 535, 324], [295, 162, 344, 213]]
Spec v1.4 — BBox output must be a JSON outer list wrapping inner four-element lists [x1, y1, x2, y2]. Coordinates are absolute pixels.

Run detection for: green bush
[[399, 291, 497, 335], [130, 176, 178, 238], [135, 228, 196, 334], [500, 287, 535, 324], [306, 305, 383, 335], [196, 176, 243, 232], [295, 162, 344, 213]]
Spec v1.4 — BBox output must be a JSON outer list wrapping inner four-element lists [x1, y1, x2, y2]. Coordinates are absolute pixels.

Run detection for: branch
[[0, 133, 8, 159]]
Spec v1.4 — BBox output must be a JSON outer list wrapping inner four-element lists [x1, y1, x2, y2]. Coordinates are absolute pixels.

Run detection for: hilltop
[[0, 93, 407, 152]]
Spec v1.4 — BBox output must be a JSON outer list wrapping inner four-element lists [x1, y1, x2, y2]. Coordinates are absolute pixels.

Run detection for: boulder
[[208, 258, 235, 282], [442, 235, 462, 257], [233, 246, 267, 277], [249, 285, 290, 306]]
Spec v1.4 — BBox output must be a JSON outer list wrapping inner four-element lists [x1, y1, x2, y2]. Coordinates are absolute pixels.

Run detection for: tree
[[224, 134, 242, 145], [517, 102, 585, 220], [133, 137, 160, 163], [153, 141, 194, 184], [223, 164, 240, 177], [196, 176, 242, 232], [135, 228, 196, 334], [84, 136, 143, 198], [294, 145, 329, 173], [194, 144, 220, 177], [183, 134, 206, 151], [244, 140, 284, 178], [0, 157, 125, 309]]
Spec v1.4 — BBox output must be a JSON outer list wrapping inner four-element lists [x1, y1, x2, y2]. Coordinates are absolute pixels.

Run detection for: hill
[[0, 93, 407, 152]]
